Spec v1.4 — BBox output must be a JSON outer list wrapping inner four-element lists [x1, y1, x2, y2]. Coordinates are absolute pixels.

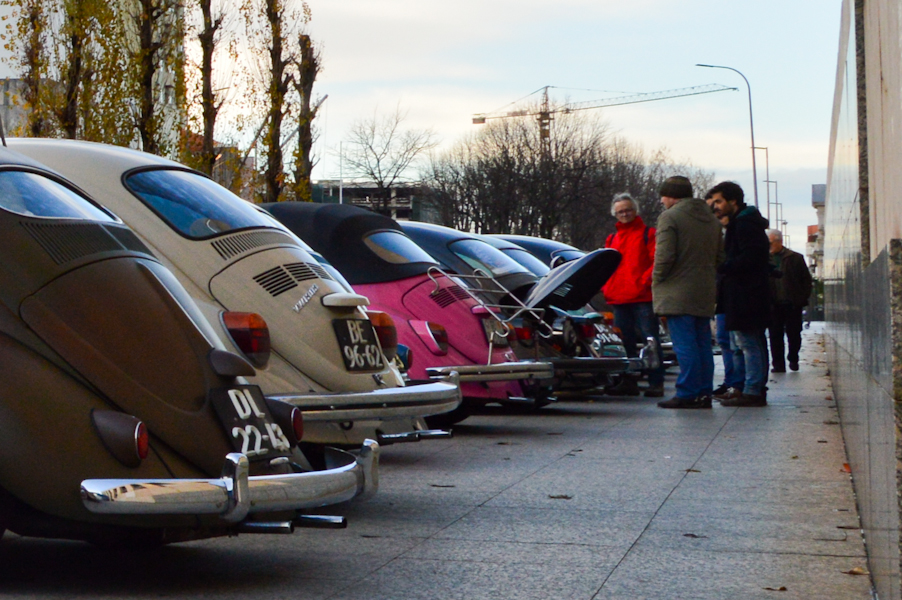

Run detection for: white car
[[8, 138, 461, 449]]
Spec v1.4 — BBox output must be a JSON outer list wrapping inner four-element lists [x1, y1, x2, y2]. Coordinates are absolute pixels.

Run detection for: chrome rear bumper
[[551, 338, 660, 374], [81, 440, 379, 521], [267, 378, 461, 422], [425, 361, 554, 383]]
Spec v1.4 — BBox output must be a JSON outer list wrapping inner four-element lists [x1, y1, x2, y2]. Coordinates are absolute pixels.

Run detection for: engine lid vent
[[22, 221, 123, 265], [211, 230, 295, 261], [253, 262, 333, 297], [430, 284, 470, 308]]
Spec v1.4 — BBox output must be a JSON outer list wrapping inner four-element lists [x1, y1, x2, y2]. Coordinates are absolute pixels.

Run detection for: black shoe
[[789, 362, 799, 371], [605, 377, 640, 396], [772, 366, 786, 373], [721, 393, 767, 407], [712, 383, 731, 395], [713, 386, 742, 401], [657, 395, 712, 409], [644, 385, 665, 398]]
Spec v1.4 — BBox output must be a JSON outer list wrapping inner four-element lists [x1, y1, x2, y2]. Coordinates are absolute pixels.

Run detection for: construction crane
[[473, 84, 738, 154]]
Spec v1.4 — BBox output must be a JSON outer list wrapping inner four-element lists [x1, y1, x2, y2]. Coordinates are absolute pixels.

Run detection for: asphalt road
[[0, 330, 873, 599]]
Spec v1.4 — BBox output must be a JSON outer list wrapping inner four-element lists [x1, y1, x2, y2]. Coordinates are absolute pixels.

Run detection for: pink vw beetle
[[263, 203, 554, 425]]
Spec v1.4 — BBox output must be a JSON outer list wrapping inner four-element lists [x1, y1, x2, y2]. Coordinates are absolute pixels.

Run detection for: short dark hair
[[707, 181, 745, 204]]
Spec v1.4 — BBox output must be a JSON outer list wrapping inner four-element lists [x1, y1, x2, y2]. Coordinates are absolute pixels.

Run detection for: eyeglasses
[[615, 209, 636, 216]]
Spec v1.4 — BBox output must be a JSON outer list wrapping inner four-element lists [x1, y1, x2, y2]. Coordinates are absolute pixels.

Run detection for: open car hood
[[523, 249, 621, 311]]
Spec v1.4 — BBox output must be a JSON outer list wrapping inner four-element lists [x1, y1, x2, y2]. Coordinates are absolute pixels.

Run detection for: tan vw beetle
[[7, 139, 461, 452]]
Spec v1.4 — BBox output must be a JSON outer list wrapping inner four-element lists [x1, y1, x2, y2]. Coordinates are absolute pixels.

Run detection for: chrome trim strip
[[550, 338, 660, 374], [80, 440, 379, 517], [267, 378, 462, 422], [425, 361, 554, 383]]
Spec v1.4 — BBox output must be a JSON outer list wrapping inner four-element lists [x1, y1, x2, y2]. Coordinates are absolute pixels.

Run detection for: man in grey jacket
[[652, 176, 724, 409]]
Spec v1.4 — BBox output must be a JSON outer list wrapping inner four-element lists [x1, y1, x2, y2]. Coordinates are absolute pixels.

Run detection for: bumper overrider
[[267, 377, 462, 422], [425, 360, 554, 383], [81, 440, 379, 521], [551, 337, 660, 375]]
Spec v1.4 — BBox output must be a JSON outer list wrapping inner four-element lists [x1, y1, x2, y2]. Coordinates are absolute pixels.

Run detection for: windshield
[[363, 230, 439, 265], [502, 248, 550, 276], [125, 169, 275, 239], [0, 170, 115, 221], [450, 239, 531, 278]]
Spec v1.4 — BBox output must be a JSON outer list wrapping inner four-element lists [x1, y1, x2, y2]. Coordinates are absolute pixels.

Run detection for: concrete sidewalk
[[304, 323, 871, 600], [1, 325, 868, 600]]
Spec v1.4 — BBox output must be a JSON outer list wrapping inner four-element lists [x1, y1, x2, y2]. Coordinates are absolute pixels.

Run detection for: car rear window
[[363, 230, 439, 265], [449, 239, 531, 278], [124, 169, 275, 239], [0, 170, 115, 221], [503, 248, 550, 276]]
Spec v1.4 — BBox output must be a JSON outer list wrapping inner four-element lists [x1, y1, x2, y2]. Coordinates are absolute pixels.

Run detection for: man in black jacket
[[709, 181, 771, 407], [767, 229, 813, 372]]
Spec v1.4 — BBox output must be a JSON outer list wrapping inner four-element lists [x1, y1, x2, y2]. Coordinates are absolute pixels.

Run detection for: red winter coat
[[602, 216, 655, 304]]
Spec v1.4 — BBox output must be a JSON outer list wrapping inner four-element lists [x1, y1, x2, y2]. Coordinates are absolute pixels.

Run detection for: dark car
[[478, 234, 629, 360], [401, 223, 658, 388], [491, 233, 676, 366], [0, 147, 377, 546]]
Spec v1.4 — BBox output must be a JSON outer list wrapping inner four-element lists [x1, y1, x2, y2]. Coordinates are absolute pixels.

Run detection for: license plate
[[210, 385, 292, 460], [333, 319, 384, 372]]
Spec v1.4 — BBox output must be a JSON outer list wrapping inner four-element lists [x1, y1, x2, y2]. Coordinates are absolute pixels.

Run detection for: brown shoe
[[657, 395, 712, 409], [713, 386, 742, 401], [721, 393, 767, 407]]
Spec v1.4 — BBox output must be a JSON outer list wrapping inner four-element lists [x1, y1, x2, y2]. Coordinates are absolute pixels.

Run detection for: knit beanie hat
[[659, 176, 693, 199]]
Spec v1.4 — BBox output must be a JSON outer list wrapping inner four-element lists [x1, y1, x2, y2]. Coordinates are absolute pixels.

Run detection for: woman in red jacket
[[603, 193, 666, 397]]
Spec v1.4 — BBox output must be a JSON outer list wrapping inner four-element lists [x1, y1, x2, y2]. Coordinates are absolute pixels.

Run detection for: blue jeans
[[612, 302, 665, 386], [715, 313, 744, 388], [730, 329, 767, 396], [666, 315, 715, 399]]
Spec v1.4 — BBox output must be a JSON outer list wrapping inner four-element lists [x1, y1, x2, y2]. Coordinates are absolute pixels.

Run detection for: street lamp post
[[697, 64, 759, 208], [754, 146, 769, 220]]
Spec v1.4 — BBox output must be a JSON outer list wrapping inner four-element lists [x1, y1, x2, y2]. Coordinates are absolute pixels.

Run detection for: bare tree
[[344, 106, 438, 212], [287, 32, 321, 202], [422, 107, 714, 250]]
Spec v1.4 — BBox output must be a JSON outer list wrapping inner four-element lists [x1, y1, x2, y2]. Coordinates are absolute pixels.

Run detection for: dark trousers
[[768, 303, 803, 368]]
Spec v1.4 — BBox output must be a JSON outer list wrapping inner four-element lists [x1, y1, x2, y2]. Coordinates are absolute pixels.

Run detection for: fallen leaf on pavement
[[791, 455, 799, 460], [837, 525, 860, 530], [842, 567, 869, 576], [818, 440, 828, 444], [825, 395, 833, 400], [684, 468, 700, 473], [548, 494, 572, 500], [841, 463, 851, 473], [824, 420, 840, 425], [763, 586, 787, 592], [683, 533, 708, 539], [430, 484, 456, 488]]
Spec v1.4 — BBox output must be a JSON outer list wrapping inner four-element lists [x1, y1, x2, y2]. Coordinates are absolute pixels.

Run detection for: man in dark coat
[[767, 229, 813, 372], [709, 181, 771, 407]]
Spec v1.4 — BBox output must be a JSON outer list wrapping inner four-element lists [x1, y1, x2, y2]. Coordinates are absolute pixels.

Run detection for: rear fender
[[0, 332, 182, 523]]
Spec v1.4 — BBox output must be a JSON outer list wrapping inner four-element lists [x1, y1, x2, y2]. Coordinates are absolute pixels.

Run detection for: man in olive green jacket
[[652, 175, 724, 409]]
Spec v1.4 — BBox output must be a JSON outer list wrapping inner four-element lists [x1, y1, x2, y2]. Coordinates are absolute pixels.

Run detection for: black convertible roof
[[261, 202, 436, 284]]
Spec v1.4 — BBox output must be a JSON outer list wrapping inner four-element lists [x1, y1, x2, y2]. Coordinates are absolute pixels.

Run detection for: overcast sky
[[305, 0, 844, 251]]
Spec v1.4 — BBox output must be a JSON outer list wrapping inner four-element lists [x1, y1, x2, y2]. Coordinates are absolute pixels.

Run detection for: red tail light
[[135, 421, 149, 460], [291, 406, 304, 443], [577, 323, 598, 340], [366, 310, 398, 361], [601, 311, 615, 327], [222, 311, 271, 368], [514, 325, 534, 342], [428, 322, 449, 354]]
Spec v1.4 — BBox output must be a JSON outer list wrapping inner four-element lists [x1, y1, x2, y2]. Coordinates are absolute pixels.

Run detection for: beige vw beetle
[[7, 139, 461, 451]]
